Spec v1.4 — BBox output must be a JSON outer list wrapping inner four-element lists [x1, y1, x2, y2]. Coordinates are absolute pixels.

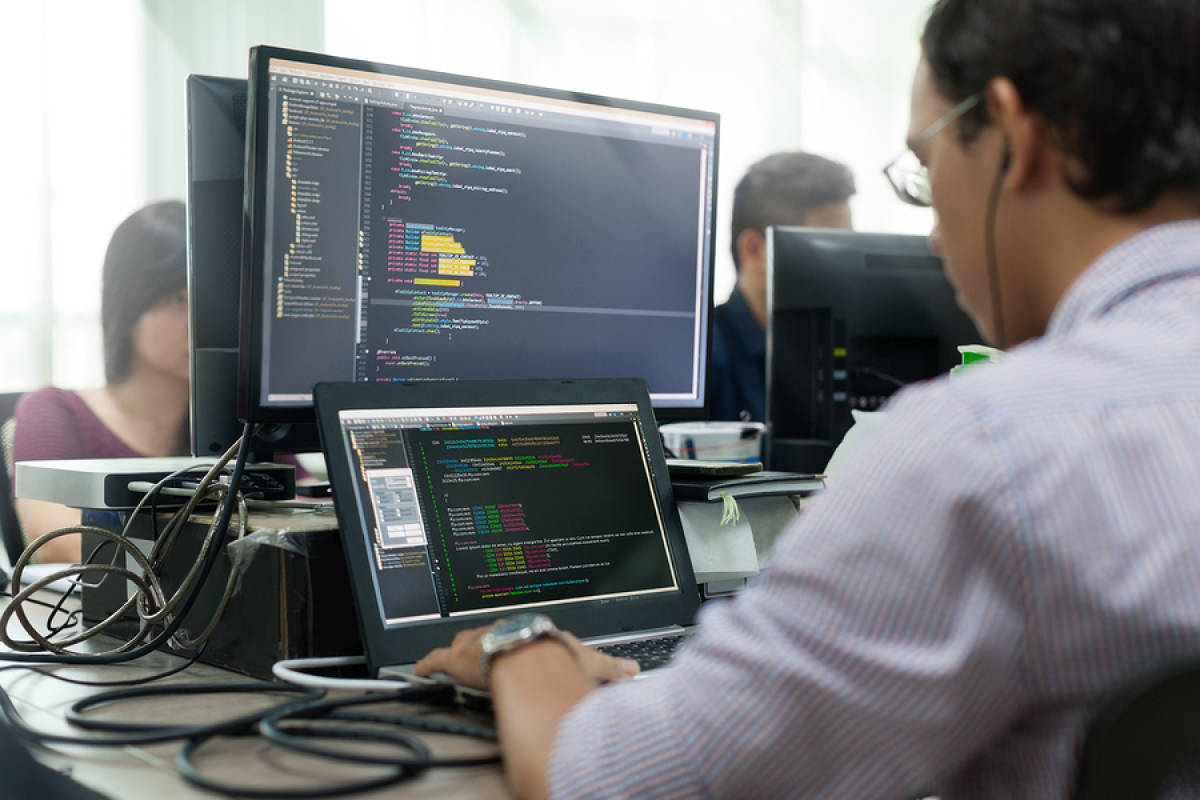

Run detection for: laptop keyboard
[[596, 634, 686, 671]]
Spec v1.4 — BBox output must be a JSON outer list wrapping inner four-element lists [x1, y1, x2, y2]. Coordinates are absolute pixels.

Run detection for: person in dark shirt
[[710, 152, 856, 421]]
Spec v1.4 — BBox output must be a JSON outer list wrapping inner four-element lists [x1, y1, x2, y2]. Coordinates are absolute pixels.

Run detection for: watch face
[[480, 613, 560, 682], [490, 613, 547, 640]]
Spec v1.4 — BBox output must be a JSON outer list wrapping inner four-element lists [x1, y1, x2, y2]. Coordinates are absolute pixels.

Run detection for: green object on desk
[[950, 344, 1004, 378]]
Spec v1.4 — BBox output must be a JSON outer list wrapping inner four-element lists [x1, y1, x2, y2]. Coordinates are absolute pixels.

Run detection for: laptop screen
[[335, 402, 682, 629]]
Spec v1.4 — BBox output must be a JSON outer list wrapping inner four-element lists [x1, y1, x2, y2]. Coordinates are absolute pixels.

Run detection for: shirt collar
[[1046, 219, 1200, 336]]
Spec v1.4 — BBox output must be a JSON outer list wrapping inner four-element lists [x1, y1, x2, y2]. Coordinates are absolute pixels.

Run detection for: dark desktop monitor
[[238, 45, 719, 430], [765, 227, 983, 473], [186, 74, 320, 456]]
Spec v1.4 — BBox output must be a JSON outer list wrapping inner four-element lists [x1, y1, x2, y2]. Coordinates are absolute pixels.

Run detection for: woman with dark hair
[[12, 200, 189, 562]]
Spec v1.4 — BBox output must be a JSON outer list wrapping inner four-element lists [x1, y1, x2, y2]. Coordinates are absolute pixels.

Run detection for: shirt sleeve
[[11, 388, 88, 463], [547, 382, 1033, 798]]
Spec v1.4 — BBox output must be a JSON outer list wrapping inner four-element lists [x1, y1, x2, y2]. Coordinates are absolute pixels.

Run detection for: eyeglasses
[[882, 93, 981, 207]]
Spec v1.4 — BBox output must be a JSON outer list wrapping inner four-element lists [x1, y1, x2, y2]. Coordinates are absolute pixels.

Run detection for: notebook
[[313, 378, 701, 684]]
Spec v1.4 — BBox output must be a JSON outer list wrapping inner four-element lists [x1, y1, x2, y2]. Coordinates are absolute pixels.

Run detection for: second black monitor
[[186, 73, 319, 456], [765, 227, 982, 473], [240, 46, 719, 426]]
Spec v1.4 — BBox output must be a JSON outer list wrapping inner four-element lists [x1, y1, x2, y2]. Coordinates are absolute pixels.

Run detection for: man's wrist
[[479, 613, 570, 685], [489, 637, 580, 691]]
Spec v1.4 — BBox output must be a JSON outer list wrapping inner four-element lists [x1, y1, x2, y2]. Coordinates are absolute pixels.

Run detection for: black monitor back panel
[[765, 227, 982, 473], [186, 74, 318, 456]]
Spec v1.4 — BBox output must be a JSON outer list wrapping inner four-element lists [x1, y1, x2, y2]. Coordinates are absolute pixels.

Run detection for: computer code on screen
[[255, 57, 716, 409], [340, 410, 677, 624]]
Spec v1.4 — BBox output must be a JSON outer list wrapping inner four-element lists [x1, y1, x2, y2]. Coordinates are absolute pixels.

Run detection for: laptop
[[313, 378, 701, 686]]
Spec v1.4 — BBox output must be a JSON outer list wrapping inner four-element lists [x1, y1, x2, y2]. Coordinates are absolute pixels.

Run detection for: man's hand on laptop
[[416, 623, 638, 800], [414, 624, 639, 690]]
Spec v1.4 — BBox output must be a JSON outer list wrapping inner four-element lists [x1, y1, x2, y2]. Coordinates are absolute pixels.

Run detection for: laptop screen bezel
[[314, 377, 701, 672]]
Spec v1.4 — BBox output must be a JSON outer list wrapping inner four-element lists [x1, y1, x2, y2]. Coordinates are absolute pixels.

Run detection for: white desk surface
[[0, 593, 509, 799]]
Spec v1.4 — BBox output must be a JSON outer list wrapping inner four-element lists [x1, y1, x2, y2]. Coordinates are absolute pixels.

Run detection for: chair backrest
[[0, 393, 21, 428], [1075, 657, 1200, 799], [0, 392, 26, 567]]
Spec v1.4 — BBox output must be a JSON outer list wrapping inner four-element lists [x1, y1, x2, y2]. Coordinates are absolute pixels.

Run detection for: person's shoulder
[[876, 344, 1076, 453], [878, 323, 1197, 489], [936, 317, 1195, 425], [844, 352, 1049, 480], [11, 386, 95, 462], [712, 291, 748, 326], [710, 298, 736, 362], [710, 290, 761, 360], [14, 386, 85, 419], [710, 297, 734, 337]]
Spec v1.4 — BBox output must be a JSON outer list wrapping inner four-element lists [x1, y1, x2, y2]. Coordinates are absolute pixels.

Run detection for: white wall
[[0, 2, 144, 391], [0, 0, 322, 393]]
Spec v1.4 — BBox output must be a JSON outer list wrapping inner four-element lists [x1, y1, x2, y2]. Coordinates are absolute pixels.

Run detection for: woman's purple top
[[11, 386, 309, 484], [12, 387, 145, 464]]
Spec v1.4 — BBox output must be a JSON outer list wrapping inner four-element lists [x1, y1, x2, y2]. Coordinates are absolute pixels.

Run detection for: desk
[[0, 593, 510, 799]]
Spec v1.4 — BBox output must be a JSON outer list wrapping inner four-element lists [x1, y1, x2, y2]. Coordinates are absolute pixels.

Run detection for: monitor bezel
[[240, 45, 719, 426]]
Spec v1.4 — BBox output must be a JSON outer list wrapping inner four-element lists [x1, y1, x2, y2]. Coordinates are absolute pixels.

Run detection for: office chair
[[0, 391, 26, 568], [1074, 657, 1200, 799], [0, 720, 105, 799]]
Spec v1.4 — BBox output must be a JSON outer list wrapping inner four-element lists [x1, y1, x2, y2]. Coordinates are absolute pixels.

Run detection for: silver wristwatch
[[479, 613, 567, 684]]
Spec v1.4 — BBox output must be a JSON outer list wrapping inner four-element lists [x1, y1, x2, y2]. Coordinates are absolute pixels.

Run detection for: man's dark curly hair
[[921, 0, 1200, 213]]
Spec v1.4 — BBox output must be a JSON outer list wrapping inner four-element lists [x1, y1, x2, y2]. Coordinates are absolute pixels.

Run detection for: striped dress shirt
[[547, 220, 1200, 799]]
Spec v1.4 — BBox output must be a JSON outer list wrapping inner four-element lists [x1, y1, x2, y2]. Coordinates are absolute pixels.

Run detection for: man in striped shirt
[[416, 0, 1200, 796]]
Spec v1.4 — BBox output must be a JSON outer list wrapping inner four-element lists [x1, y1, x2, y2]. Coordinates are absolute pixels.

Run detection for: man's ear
[[735, 229, 767, 275], [986, 76, 1044, 191]]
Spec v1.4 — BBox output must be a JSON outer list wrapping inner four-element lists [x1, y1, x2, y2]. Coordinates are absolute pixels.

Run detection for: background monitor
[[186, 74, 318, 456], [240, 45, 719, 428], [765, 227, 983, 473]]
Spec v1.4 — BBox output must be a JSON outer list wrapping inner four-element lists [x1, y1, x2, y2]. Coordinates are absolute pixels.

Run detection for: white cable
[[272, 655, 418, 691]]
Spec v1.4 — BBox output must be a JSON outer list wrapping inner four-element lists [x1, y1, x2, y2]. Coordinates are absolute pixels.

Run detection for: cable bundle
[[0, 424, 501, 796], [0, 436, 250, 659]]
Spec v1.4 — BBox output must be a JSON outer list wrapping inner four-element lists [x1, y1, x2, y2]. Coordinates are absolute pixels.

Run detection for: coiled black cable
[[176, 686, 499, 798], [257, 688, 499, 768], [1, 679, 320, 749], [66, 681, 324, 740]]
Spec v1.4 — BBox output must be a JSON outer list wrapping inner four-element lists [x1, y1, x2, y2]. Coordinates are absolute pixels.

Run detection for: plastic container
[[658, 421, 766, 463]]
